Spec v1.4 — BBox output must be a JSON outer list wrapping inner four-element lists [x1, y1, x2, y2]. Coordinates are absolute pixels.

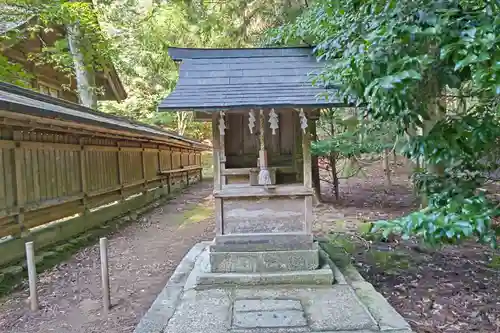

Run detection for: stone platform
[[134, 242, 413, 333]]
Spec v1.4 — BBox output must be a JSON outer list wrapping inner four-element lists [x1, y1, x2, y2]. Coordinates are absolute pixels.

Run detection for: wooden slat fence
[[0, 127, 202, 240], [0, 83, 208, 266]]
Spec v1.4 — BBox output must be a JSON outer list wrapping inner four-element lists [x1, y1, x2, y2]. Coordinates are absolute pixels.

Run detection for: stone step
[[211, 233, 314, 252], [209, 244, 320, 273], [196, 264, 334, 287]]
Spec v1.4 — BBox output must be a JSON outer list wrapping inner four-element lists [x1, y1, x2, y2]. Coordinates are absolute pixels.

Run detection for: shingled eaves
[[158, 47, 346, 113]]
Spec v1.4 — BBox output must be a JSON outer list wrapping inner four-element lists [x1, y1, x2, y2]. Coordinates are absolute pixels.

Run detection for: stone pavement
[[134, 242, 413, 333]]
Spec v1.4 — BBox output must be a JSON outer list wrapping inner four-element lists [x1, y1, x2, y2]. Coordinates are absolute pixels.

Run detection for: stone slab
[[212, 233, 314, 252], [234, 299, 302, 312], [301, 285, 378, 331], [311, 331, 413, 333], [197, 268, 334, 287], [351, 281, 411, 331], [209, 247, 319, 273], [233, 310, 307, 328], [222, 197, 305, 234], [232, 329, 310, 333], [164, 289, 232, 333]]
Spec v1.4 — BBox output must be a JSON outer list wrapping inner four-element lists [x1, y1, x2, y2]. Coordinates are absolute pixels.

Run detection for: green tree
[[268, 0, 500, 247], [98, 0, 308, 139], [1, 0, 114, 108], [314, 108, 399, 199]]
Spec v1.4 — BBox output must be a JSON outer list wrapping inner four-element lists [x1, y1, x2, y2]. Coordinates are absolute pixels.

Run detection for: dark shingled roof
[[0, 82, 205, 148], [158, 47, 344, 112]]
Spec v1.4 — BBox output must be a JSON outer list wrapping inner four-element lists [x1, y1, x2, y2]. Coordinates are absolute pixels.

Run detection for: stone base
[[134, 242, 414, 333], [209, 243, 320, 273], [197, 249, 333, 287]]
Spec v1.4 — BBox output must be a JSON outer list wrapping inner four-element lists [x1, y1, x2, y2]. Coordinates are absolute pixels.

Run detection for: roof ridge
[[168, 46, 315, 61]]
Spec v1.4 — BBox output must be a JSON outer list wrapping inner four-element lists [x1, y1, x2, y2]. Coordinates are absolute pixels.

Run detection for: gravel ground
[[0, 181, 215, 333]]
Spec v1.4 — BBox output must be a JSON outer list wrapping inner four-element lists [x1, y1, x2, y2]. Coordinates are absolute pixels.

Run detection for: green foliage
[[0, 54, 33, 86], [1, 0, 113, 79], [313, 107, 398, 186], [313, 109, 396, 159], [373, 194, 498, 248], [98, 0, 308, 139], [269, 0, 500, 246]]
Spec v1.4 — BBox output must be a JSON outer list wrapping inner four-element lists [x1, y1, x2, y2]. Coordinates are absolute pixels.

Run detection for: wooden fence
[[0, 83, 206, 265]]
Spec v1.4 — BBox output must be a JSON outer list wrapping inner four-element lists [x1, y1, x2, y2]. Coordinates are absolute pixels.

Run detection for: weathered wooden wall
[[0, 126, 202, 241], [224, 110, 303, 173]]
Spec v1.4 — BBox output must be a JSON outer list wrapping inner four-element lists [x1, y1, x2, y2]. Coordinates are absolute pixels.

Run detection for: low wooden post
[[25, 241, 39, 311], [100, 237, 111, 312]]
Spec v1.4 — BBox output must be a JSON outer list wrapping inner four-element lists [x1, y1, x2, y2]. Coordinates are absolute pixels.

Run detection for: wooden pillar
[[79, 138, 89, 212], [169, 148, 173, 192], [212, 113, 221, 191], [116, 141, 124, 200], [12, 131, 25, 235], [219, 113, 227, 185], [198, 152, 203, 182], [212, 112, 223, 236], [301, 113, 313, 234], [157, 145, 167, 192], [302, 119, 312, 189], [141, 145, 147, 193]]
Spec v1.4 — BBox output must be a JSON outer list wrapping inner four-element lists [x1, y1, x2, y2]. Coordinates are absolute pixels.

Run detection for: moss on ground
[[488, 254, 500, 269], [318, 232, 414, 274], [181, 205, 213, 225]]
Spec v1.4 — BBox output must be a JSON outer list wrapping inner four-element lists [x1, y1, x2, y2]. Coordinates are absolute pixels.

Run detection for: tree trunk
[[384, 148, 391, 187], [328, 153, 339, 199], [67, 22, 98, 109], [327, 115, 340, 199], [176, 111, 193, 136], [310, 120, 322, 203]]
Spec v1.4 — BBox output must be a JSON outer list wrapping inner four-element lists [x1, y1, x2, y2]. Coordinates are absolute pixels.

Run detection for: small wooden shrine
[[159, 47, 340, 275]]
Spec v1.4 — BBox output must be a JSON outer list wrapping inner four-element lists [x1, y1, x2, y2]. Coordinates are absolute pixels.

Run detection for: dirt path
[[2, 163, 498, 333], [0, 181, 215, 333]]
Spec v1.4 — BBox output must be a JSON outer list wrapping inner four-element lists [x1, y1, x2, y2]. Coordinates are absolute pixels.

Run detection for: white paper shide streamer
[[268, 108, 279, 135], [299, 109, 308, 134], [219, 111, 226, 135], [248, 109, 256, 134]]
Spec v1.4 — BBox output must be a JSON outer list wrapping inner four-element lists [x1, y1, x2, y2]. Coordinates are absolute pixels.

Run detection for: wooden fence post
[[25, 241, 39, 311], [141, 145, 147, 193], [79, 138, 88, 213], [117, 142, 124, 200], [12, 131, 25, 235], [100, 237, 110, 312]]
